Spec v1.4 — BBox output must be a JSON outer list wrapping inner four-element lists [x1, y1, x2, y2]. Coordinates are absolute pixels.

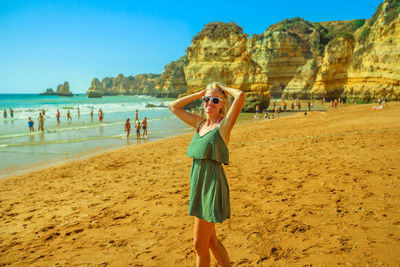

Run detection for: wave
[[2, 99, 171, 121], [0, 114, 176, 140]]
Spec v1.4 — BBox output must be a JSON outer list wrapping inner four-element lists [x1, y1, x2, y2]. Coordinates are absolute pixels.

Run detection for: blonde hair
[[205, 82, 230, 117]]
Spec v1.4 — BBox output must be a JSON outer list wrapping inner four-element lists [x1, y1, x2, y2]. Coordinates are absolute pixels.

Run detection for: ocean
[[0, 94, 195, 178]]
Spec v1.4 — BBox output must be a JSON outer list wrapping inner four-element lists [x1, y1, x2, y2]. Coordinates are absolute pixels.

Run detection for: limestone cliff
[[344, 0, 400, 100], [155, 55, 188, 98], [184, 22, 270, 110], [310, 37, 355, 98], [87, 74, 161, 96]]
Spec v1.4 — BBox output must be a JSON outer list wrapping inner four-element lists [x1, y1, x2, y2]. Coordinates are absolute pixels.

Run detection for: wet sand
[[1, 102, 399, 266]]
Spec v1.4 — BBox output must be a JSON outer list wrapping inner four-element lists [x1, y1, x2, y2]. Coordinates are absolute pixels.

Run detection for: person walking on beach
[[28, 117, 34, 132], [135, 121, 141, 139], [90, 109, 94, 121], [56, 110, 61, 124], [142, 117, 148, 138], [169, 82, 244, 267], [124, 119, 131, 139], [67, 110, 72, 123]]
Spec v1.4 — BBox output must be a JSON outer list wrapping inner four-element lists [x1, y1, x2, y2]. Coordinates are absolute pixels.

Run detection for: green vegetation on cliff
[[384, 0, 400, 24], [191, 22, 244, 43]]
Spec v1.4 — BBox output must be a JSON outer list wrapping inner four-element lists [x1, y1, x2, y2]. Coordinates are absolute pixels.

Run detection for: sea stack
[[56, 82, 73, 97], [40, 88, 57, 95]]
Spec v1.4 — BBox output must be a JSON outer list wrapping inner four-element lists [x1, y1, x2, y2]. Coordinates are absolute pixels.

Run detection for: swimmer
[[28, 117, 34, 132]]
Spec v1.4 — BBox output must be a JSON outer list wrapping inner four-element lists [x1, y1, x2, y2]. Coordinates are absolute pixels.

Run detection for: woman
[[169, 82, 244, 267]]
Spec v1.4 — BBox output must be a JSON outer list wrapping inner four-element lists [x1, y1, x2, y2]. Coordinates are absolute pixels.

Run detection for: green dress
[[186, 121, 230, 223]]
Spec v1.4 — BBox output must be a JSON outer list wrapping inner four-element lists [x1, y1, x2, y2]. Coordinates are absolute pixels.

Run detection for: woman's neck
[[205, 115, 221, 125]]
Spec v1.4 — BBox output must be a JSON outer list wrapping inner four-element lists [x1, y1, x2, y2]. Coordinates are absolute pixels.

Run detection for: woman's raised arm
[[168, 90, 206, 128], [217, 84, 245, 141]]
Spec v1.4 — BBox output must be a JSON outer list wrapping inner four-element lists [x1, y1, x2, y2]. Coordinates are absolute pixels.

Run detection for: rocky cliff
[[343, 0, 400, 100], [154, 55, 188, 98], [86, 0, 400, 106], [40, 88, 57, 95], [183, 22, 271, 110], [87, 74, 161, 96]]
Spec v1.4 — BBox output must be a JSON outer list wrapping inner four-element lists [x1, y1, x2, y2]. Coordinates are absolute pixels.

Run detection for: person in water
[[38, 113, 44, 131], [141, 117, 148, 138], [28, 117, 34, 132], [169, 82, 244, 267], [56, 110, 60, 124], [67, 110, 72, 123], [124, 118, 131, 139], [134, 109, 139, 123], [135, 121, 141, 139]]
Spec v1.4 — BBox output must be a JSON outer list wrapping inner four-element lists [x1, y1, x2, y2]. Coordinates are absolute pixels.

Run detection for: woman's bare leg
[[193, 218, 214, 267], [209, 229, 231, 267]]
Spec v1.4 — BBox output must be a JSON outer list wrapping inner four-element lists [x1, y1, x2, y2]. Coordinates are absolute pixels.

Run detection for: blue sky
[[0, 0, 382, 93]]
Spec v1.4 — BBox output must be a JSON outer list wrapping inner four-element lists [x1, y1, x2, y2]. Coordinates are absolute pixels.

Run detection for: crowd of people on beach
[[3, 107, 150, 140], [2, 105, 152, 140], [249, 95, 389, 120], [23, 107, 107, 133], [252, 98, 315, 119]]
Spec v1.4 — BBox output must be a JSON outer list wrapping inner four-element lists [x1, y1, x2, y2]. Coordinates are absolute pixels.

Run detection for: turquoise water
[[0, 94, 193, 178]]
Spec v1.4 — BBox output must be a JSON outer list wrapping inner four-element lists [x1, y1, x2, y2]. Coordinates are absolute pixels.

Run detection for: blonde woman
[[169, 82, 244, 267]]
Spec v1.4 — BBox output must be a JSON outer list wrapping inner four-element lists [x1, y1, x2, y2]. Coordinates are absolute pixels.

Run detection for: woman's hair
[[205, 82, 230, 117]]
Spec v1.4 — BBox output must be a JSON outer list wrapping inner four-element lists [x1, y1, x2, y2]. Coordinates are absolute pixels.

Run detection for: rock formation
[[40, 88, 57, 95], [56, 82, 73, 97], [344, 1, 400, 100], [154, 55, 189, 98], [183, 22, 270, 110], [87, 74, 161, 97]]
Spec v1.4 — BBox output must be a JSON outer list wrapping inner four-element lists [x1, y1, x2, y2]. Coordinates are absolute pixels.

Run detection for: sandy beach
[[1, 102, 400, 266]]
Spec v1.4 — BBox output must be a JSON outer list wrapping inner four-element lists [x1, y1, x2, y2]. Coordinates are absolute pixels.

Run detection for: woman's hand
[[196, 89, 207, 98], [215, 83, 225, 93]]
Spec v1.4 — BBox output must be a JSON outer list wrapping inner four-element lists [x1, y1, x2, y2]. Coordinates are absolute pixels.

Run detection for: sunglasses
[[202, 96, 223, 104]]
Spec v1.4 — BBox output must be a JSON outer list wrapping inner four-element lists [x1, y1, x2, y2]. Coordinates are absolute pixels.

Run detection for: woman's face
[[204, 89, 224, 116]]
